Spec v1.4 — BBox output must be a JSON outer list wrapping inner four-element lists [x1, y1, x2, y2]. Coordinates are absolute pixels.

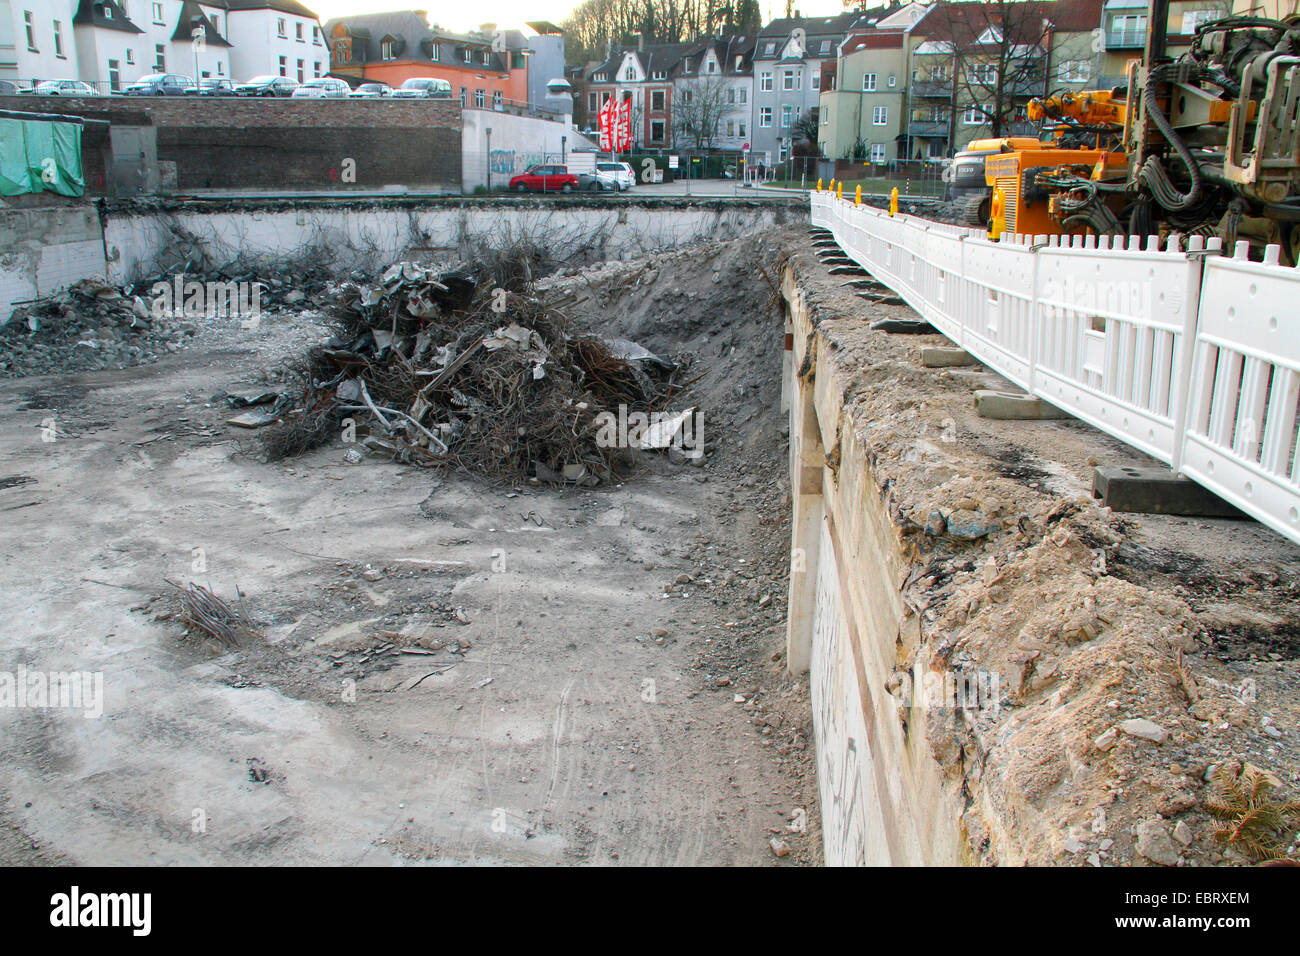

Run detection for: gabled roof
[[914, 0, 1105, 44], [173, 0, 234, 48], [73, 0, 145, 35]]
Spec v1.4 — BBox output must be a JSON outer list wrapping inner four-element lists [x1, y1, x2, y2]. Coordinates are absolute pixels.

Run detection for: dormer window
[[381, 37, 398, 60], [706, 59, 717, 73]]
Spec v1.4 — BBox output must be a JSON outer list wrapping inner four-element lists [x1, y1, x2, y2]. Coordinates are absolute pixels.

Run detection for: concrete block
[[974, 390, 1072, 420], [921, 347, 976, 368], [1092, 464, 1245, 518]]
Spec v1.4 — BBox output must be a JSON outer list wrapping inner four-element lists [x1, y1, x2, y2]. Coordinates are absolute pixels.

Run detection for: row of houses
[[0, 0, 325, 89], [570, 0, 1235, 163], [0, 3, 567, 113]]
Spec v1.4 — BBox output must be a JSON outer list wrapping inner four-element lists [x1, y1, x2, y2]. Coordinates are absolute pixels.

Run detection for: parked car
[[509, 165, 579, 194], [595, 161, 636, 191], [0, 80, 19, 95], [234, 75, 299, 97], [121, 74, 194, 96], [291, 77, 350, 99], [348, 82, 392, 98], [31, 79, 103, 96], [197, 78, 234, 96], [392, 77, 453, 98]]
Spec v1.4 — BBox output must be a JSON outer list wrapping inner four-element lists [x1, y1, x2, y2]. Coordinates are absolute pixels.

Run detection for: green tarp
[[0, 117, 85, 198]]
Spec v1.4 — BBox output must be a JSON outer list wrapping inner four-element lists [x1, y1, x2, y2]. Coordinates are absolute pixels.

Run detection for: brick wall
[[0, 96, 463, 193]]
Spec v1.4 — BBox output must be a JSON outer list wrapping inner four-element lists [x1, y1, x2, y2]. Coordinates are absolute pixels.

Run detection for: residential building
[[1097, 0, 1230, 87], [523, 21, 566, 110], [906, 0, 1105, 157], [751, 10, 885, 164], [586, 42, 691, 149], [325, 13, 529, 107], [675, 34, 755, 152], [818, 28, 910, 162], [0, 1, 324, 91]]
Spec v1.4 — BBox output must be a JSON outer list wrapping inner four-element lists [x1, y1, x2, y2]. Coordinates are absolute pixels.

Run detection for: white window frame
[[962, 106, 984, 125], [872, 105, 888, 125], [781, 103, 795, 127], [759, 71, 773, 92], [23, 11, 36, 51], [869, 143, 886, 163], [759, 106, 772, 127], [782, 69, 798, 90], [863, 72, 876, 91], [277, 18, 287, 38]]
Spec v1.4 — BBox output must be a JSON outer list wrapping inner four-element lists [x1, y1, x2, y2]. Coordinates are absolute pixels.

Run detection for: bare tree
[[672, 75, 731, 150], [933, 0, 1050, 140]]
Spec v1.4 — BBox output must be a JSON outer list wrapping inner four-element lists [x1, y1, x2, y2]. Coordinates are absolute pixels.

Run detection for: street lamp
[[485, 127, 492, 192], [191, 17, 206, 89]]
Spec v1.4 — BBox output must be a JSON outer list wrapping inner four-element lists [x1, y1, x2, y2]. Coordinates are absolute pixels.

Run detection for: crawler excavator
[[961, 0, 1300, 263]]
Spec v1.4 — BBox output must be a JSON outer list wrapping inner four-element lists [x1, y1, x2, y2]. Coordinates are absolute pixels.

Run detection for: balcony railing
[[908, 120, 948, 138], [912, 78, 953, 97], [1106, 29, 1146, 48]]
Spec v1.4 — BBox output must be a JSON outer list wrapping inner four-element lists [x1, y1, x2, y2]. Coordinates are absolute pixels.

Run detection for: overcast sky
[[304, 1, 853, 33]]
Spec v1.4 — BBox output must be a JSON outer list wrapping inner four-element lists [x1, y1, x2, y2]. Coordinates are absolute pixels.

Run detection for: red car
[[509, 164, 579, 194]]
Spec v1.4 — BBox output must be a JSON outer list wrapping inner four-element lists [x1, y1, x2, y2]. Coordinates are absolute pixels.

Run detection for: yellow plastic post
[[854, 185, 862, 206], [837, 181, 843, 199], [889, 187, 899, 217], [817, 178, 823, 192]]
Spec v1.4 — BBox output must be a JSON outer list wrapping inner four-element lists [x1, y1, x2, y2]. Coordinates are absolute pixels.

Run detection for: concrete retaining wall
[[0, 204, 105, 326], [782, 265, 967, 866]]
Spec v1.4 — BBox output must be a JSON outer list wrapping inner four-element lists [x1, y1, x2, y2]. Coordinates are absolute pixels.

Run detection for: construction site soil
[[1, 219, 1297, 866]]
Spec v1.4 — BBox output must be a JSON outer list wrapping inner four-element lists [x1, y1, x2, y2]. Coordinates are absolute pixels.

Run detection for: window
[[296, 23, 304, 41], [888, 74, 896, 88], [962, 106, 984, 125], [966, 63, 996, 85], [593, 72, 606, 82], [296, 59, 304, 82], [651, 120, 665, 142], [759, 71, 772, 92], [152, 2, 164, 24], [482, 51, 489, 65], [624, 65, 634, 80], [781, 103, 794, 127], [126, 49, 134, 64], [380, 38, 397, 60], [1058, 59, 1091, 82], [277, 18, 287, 38], [763, 41, 776, 55], [870, 143, 886, 163], [706, 58, 717, 74], [726, 120, 735, 136], [928, 140, 946, 158], [873, 106, 888, 125], [738, 122, 746, 136], [811, 73, 820, 90], [217, 61, 224, 76], [279, 55, 287, 76], [313, 62, 321, 77], [759, 106, 772, 127], [474, 88, 485, 107], [782, 69, 798, 90], [459, 87, 467, 105], [1183, 9, 1218, 32], [23, 11, 35, 51], [108, 59, 120, 91], [651, 90, 665, 111], [492, 90, 502, 109], [863, 72, 876, 91], [1111, 14, 1147, 43], [819, 40, 831, 54], [463, 48, 472, 63], [155, 44, 165, 71], [778, 141, 788, 162], [727, 88, 735, 104], [314, 27, 322, 45], [53, 19, 63, 57], [588, 92, 598, 111], [739, 88, 747, 103]]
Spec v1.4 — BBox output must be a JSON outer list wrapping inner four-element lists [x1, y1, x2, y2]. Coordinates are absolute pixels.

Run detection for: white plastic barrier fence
[[810, 191, 1300, 546]]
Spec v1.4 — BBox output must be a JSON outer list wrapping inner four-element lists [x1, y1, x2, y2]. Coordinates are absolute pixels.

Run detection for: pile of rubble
[[0, 271, 335, 378], [258, 259, 698, 484]]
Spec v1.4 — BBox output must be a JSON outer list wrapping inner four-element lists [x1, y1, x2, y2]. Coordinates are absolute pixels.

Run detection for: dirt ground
[[0, 231, 820, 866]]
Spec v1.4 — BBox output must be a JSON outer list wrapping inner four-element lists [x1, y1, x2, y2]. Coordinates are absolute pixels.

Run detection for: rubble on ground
[[258, 256, 697, 484]]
